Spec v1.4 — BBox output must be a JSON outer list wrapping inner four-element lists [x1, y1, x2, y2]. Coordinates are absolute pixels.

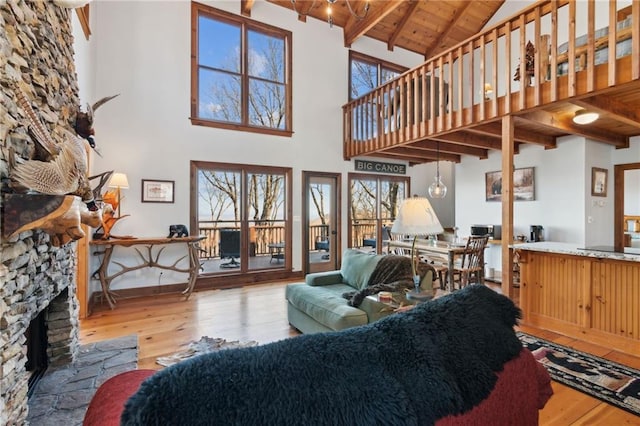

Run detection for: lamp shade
[[391, 197, 443, 236], [108, 172, 129, 189]]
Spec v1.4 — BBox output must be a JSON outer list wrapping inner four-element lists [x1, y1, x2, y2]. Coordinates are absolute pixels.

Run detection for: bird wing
[[12, 136, 86, 195], [12, 81, 59, 156]]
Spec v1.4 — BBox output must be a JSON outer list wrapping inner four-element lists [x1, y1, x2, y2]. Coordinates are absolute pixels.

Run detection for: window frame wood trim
[[190, 160, 293, 274], [348, 50, 408, 101], [75, 5, 91, 40], [190, 3, 293, 136]]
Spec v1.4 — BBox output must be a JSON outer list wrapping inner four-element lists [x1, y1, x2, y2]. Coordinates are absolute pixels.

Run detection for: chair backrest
[[459, 235, 489, 270], [219, 229, 240, 258]]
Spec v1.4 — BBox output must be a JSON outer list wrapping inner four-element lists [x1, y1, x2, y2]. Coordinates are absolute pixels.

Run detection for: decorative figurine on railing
[[513, 40, 536, 86]]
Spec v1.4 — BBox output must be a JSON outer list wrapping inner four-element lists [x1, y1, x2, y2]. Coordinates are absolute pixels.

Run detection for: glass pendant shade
[[428, 175, 447, 199]]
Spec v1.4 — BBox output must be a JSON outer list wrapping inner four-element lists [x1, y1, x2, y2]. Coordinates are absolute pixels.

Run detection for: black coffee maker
[[530, 225, 544, 242]]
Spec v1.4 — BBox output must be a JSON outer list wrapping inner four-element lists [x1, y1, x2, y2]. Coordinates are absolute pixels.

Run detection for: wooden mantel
[[2, 193, 98, 246]]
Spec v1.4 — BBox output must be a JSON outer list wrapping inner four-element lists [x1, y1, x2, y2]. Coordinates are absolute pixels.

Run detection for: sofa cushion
[[285, 282, 368, 330], [339, 249, 382, 290]]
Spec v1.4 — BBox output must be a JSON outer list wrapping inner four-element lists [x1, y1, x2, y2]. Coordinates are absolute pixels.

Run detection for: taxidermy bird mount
[[9, 81, 101, 211], [74, 93, 119, 157]]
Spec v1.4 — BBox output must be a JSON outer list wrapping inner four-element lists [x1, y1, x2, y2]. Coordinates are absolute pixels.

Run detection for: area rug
[[156, 336, 259, 367], [517, 331, 640, 416]]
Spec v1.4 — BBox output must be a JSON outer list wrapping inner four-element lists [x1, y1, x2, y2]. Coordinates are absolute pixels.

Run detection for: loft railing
[[343, 0, 640, 159]]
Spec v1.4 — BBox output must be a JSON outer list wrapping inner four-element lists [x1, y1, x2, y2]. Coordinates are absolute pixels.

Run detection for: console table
[[90, 236, 205, 309]]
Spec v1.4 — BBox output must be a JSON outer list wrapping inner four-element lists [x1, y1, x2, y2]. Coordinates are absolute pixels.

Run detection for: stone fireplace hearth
[[0, 231, 80, 425], [1, 1, 86, 424]]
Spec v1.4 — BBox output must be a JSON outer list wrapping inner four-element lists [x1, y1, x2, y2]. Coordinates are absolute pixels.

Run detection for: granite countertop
[[512, 242, 640, 263]]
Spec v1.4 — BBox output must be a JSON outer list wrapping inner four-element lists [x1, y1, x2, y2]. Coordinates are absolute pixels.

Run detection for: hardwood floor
[[79, 282, 640, 425]]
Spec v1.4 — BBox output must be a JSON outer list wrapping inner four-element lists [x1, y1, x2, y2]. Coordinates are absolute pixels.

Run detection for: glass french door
[[304, 172, 340, 274], [191, 161, 291, 274], [348, 173, 409, 253]]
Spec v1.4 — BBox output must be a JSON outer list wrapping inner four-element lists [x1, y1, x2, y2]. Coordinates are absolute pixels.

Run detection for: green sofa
[[286, 249, 435, 334]]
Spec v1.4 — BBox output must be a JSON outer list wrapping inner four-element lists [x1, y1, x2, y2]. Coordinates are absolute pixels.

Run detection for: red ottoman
[[84, 369, 155, 426]]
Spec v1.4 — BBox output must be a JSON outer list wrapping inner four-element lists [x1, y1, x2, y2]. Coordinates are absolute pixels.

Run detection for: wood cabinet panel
[[519, 250, 640, 353], [525, 253, 588, 326], [591, 261, 640, 340]]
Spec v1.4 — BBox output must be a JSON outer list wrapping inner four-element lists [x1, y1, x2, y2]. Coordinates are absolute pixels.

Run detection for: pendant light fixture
[[428, 141, 447, 199], [291, 0, 370, 28]]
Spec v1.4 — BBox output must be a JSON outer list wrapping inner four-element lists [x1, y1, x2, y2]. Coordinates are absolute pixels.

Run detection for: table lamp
[[391, 197, 444, 300], [108, 172, 129, 217]]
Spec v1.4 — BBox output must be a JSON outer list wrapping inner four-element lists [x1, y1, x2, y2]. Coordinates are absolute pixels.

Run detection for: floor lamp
[[391, 197, 443, 300]]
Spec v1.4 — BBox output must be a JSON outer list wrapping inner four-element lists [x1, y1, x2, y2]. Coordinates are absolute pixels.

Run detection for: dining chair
[[450, 235, 489, 289]]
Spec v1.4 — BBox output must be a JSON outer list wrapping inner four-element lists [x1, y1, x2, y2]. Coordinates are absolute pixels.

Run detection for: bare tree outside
[[200, 171, 241, 226], [199, 28, 286, 130], [309, 184, 327, 225]]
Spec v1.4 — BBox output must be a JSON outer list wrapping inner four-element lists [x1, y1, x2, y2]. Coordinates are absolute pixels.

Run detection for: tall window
[[349, 51, 406, 101], [348, 173, 409, 252], [191, 3, 292, 136], [191, 161, 292, 275], [349, 51, 406, 140]]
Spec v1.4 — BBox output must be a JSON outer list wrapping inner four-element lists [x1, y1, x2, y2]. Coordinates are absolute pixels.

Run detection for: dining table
[[386, 239, 470, 291]]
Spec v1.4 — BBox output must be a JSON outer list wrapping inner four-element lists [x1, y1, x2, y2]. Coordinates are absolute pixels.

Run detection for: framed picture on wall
[[485, 167, 535, 202], [141, 179, 175, 203], [591, 167, 608, 197]]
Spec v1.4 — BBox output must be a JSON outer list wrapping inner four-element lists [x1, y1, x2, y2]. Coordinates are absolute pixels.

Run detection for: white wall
[[81, 0, 432, 293], [455, 135, 640, 271]]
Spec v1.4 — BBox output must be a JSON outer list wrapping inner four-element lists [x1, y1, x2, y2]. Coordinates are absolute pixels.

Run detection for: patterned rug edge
[[517, 331, 640, 417], [156, 336, 259, 367]]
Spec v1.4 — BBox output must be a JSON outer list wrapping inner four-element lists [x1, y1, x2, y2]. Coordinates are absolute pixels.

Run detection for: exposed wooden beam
[[371, 151, 433, 165], [468, 122, 557, 148], [343, 1, 402, 47], [572, 95, 640, 129], [429, 131, 502, 150], [241, 0, 254, 17], [424, 1, 474, 58], [410, 140, 489, 159], [516, 110, 629, 148], [501, 115, 515, 298], [387, 1, 419, 51], [383, 146, 461, 163]]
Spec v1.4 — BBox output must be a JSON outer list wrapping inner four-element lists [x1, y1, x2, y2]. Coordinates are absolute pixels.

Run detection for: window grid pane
[[193, 4, 291, 133], [199, 68, 242, 123]]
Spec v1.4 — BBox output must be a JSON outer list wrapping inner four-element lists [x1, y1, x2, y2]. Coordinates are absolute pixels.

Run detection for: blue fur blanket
[[122, 285, 523, 425]]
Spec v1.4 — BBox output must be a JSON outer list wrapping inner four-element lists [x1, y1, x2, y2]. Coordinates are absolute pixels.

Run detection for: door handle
[[331, 230, 337, 235]]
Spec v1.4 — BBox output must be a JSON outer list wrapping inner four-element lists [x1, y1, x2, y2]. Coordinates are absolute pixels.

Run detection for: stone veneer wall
[[1, 1, 82, 424]]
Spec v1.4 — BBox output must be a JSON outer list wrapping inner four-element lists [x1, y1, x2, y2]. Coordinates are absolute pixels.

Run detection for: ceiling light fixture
[[292, 0, 369, 28], [428, 141, 447, 199], [572, 109, 599, 125]]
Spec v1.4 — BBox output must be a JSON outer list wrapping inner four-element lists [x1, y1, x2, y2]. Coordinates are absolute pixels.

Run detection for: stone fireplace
[[1, 1, 83, 424]]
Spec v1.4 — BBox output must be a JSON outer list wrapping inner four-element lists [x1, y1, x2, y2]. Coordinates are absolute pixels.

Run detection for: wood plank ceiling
[[261, 0, 505, 58]]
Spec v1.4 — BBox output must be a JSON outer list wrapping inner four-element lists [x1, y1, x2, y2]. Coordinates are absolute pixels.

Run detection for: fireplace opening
[[25, 309, 48, 397]]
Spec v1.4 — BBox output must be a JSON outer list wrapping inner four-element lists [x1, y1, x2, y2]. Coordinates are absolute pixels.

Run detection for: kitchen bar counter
[[516, 242, 639, 354], [512, 241, 640, 262]]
